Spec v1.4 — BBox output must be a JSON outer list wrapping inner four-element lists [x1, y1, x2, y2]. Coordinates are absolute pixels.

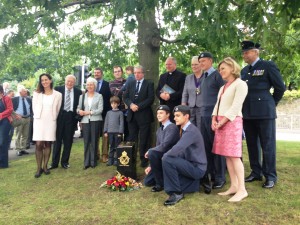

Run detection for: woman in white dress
[[32, 74, 62, 178]]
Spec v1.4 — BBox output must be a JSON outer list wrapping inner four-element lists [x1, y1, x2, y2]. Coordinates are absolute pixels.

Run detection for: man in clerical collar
[[156, 57, 186, 122]]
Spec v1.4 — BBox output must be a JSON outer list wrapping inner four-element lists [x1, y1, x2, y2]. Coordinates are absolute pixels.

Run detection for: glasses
[[114, 70, 122, 73]]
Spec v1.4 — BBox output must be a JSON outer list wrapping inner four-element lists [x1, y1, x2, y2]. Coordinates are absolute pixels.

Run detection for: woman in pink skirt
[[211, 57, 248, 202]]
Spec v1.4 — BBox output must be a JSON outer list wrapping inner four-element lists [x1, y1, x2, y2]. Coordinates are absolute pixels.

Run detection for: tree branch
[[160, 36, 183, 43], [107, 13, 116, 40], [61, 0, 111, 9], [229, 0, 241, 7]]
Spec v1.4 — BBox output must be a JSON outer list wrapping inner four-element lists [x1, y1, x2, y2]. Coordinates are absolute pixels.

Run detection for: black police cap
[[198, 52, 213, 60], [173, 105, 190, 114], [241, 40, 261, 52], [156, 105, 170, 112]]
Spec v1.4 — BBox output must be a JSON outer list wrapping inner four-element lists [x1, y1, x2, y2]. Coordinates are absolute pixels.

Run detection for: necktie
[[97, 81, 101, 92], [161, 125, 164, 130], [22, 98, 27, 116], [249, 65, 252, 71], [65, 90, 71, 111], [134, 81, 140, 102], [204, 72, 208, 78]]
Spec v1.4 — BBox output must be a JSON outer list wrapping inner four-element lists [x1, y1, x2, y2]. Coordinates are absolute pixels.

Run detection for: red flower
[[107, 179, 114, 186]]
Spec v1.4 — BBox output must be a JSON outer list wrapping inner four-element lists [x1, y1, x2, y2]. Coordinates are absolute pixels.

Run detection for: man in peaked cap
[[144, 105, 180, 192], [241, 40, 285, 188], [161, 105, 207, 206]]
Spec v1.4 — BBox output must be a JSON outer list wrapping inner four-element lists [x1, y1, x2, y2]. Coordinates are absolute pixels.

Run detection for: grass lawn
[[0, 140, 299, 225]]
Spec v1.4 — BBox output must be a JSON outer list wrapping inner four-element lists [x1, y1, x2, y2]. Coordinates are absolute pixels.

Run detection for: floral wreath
[[100, 171, 143, 191]]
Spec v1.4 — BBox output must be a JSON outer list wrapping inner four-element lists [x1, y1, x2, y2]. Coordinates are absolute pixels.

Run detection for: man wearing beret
[[144, 105, 180, 191], [156, 57, 186, 122], [162, 105, 207, 206], [241, 41, 285, 188], [198, 52, 226, 193]]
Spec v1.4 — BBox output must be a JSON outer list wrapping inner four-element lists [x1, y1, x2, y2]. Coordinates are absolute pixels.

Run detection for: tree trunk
[[136, 8, 160, 146]]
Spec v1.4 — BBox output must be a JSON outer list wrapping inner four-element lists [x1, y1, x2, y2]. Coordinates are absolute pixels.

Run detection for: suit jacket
[[55, 85, 82, 128], [156, 69, 186, 111], [12, 96, 33, 115], [181, 74, 201, 107], [97, 80, 111, 118], [123, 79, 154, 124], [241, 59, 285, 119], [77, 92, 103, 123], [32, 90, 62, 121]]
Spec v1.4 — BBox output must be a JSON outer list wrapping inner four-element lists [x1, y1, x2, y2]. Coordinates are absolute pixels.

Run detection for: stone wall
[[276, 99, 300, 130]]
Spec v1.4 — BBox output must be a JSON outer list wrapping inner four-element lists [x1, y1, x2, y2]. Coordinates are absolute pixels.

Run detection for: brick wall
[[276, 99, 300, 130]]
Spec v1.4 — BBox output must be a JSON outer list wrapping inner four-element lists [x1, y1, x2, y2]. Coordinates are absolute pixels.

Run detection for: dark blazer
[[241, 59, 285, 119], [55, 86, 82, 127], [98, 80, 111, 119], [123, 79, 154, 124], [12, 96, 32, 115], [156, 69, 186, 111]]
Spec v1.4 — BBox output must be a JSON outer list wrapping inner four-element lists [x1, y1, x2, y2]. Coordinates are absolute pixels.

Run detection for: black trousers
[[127, 114, 151, 161], [201, 116, 226, 182], [52, 111, 75, 167], [243, 119, 277, 181], [148, 150, 164, 187]]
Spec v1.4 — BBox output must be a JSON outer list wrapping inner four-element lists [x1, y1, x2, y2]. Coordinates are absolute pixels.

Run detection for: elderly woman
[[77, 77, 103, 169], [32, 74, 62, 178], [181, 56, 202, 129], [0, 85, 13, 168], [211, 57, 248, 202]]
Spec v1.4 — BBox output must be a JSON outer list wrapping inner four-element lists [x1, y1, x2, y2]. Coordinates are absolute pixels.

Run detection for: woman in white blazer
[[32, 73, 62, 178], [77, 77, 103, 169]]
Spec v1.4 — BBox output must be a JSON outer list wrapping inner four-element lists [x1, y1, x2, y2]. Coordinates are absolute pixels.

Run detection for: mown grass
[[0, 140, 299, 225]]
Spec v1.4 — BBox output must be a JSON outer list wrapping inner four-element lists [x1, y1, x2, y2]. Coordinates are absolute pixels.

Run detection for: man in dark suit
[[12, 85, 32, 156], [241, 41, 285, 188], [156, 57, 186, 122], [124, 65, 155, 168], [94, 67, 111, 162], [50, 75, 82, 169]]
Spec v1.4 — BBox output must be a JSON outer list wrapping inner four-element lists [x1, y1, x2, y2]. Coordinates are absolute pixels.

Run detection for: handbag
[[2, 96, 22, 127], [75, 94, 85, 122], [11, 111, 23, 128]]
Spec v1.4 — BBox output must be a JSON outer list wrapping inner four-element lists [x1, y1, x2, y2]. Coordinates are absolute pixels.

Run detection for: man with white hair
[[50, 75, 82, 169], [2, 82, 10, 95], [12, 85, 32, 156]]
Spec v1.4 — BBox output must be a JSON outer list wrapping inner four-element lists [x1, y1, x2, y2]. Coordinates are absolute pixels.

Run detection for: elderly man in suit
[[123, 65, 155, 168], [12, 85, 32, 156], [156, 57, 186, 122], [50, 75, 82, 169], [241, 41, 285, 188]]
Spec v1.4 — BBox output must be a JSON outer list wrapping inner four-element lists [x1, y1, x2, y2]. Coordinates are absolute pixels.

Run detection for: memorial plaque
[[116, 142, 136, 179]]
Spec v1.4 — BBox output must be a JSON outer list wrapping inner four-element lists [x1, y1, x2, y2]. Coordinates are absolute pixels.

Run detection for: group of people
[[0, 40, 285, 205]]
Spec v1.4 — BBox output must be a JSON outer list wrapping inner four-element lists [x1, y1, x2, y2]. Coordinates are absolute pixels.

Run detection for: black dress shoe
[[151, 186, 164, 192], [245, 174, 263, 182], [262, 180, 275, 188], [49, 165, 58, 170], [21, 150, 29, 155], [17, 151, 23, 156], [44, 169, 51, 175], [83, 166, 90, 170], [34, 169, 43, 178], [213, 181, 226, 189], [62, 164, 70, 169], [164, 193, 184, 206]]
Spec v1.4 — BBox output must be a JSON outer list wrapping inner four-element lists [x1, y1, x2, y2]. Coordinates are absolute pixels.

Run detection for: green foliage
[[283, 90, 300, 100]]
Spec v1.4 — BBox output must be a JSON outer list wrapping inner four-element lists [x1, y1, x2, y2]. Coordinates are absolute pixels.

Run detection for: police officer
[[162, 105, 207, 206], [241, 40, 285, 188], [144, 105, 180, 191]]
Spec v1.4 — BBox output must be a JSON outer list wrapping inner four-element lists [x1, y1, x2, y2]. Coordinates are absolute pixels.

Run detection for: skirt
[[212, 116, 243, 158]]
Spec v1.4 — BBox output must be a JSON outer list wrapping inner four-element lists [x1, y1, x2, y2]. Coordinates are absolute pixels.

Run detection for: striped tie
[[65, 90, 71, 111]]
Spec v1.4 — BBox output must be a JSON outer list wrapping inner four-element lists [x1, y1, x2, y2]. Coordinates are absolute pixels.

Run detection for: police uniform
[[241, 41, 285, 186], [162, 105, 207, 196]]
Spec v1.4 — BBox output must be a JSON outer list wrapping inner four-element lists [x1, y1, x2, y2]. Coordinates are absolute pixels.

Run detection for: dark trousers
[[243, 119, 277, 181], [162, 155, 205, 194], [52, 111, 75, 167], [82, 120, 101, 167], [148, 150, 164, 187], [201, 116, 226, 182], [0, 119, 11, 168], [127, 115, 151, 161], [108, 133, 121, 159]]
